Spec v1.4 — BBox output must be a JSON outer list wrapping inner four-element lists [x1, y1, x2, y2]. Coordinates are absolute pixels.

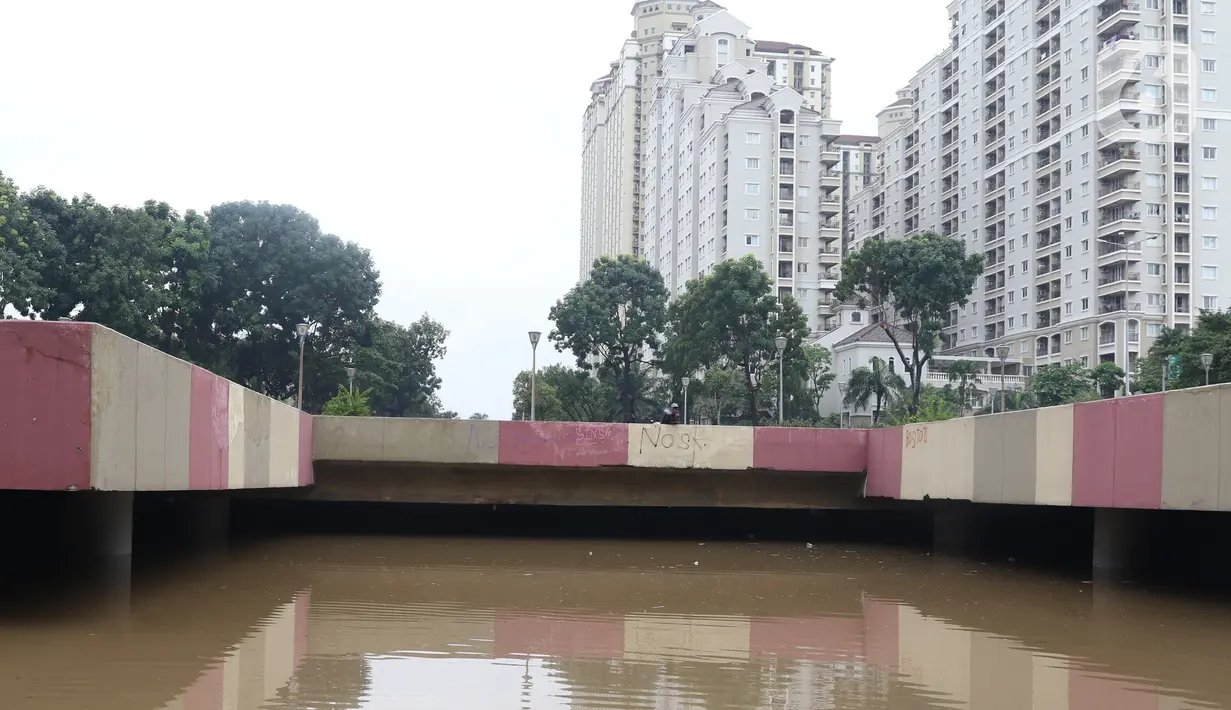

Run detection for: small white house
[[814, 306, 1029, 426]]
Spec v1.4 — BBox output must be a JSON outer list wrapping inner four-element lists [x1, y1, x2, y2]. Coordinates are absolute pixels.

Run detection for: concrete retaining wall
[[313, 419, 871, 474], [0, 321, 311, 491]]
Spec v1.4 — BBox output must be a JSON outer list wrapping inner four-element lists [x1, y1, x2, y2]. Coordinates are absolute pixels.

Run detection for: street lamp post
[[528, 331, 541, 421], [296, 323, 310, 410], [775, 336, 788, 425], [681, 376, 691, 426], [345, 366, 356, 395], [837, 382, 848, 428], [1201, 352, 1214, 386], [996, 345, 1010, 415]]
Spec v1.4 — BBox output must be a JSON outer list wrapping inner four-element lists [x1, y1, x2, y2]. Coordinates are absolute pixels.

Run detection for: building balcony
[[1097, 150, 1142, 178], [1098, 241, 1143, 266], [1098, 34, 1140, 57], [1096, 2, 1142, 36], [1097, 119, 1142, 147], [817, 247, 841, 264], [820, 170, 842, 188], [1097, 180, 1142, 208], [1097, 58, 1142, 90], [820, 148, 841, 166], [819, 198, 842, 215], [1098, 271, 1142, 296], [1097, 211, 1142, 236]]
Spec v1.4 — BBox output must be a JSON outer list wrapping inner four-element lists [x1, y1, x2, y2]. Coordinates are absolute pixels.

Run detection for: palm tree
[[946, 360, 983, 415], [843, 357, 905, 424]]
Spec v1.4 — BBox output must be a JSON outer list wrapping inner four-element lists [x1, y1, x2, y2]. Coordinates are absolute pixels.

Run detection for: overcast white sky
[[1, 0, 949, 418]]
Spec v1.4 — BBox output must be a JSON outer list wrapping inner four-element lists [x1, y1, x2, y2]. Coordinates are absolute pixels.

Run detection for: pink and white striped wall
[[0, 321, 312, 491]]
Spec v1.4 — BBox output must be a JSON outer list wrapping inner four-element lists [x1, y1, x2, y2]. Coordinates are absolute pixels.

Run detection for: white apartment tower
[[639, 6, 845, 334], [846, 0, 1231, 379], [580, 1, 836, 284]]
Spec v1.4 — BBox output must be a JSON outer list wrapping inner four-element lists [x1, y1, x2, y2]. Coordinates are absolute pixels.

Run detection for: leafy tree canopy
[[835, 233, 983, 413], [549, 255, 668, 422], [666, 255, 811, 425], [1134, 311, 1231, 392], [322, 386, 373, 417]]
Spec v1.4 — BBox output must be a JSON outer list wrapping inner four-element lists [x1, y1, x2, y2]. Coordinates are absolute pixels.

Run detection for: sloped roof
[[754, 40, 824, 56], [835, 323, 914, 348]]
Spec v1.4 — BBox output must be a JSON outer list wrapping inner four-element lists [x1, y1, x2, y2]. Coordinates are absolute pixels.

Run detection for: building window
[[1203, 58, 1218, 72], [1203, 176, 1218, 189], [1203, 88, 1219, 102], [745, 209, 760, 221], [745, 183, 760, 195], [1205, 146, 1219, 159], [1148, 323, 1164, 337], [1203, 206, 1219, 220], [1203, 265, 1219, 280], [1205, 296, 1220, 310], [746, 157, 760, 169], [1204, 235, 1219, 249], [746, 132, 762, 144], [1201, 29, 1217, 43], [1081, 326, 1090, 341], [745, 234, 760, 246], [1081, 298, 1090, 311]]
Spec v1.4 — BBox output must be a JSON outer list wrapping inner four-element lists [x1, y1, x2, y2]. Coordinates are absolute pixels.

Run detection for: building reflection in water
[[6, 537, 1231, 709]]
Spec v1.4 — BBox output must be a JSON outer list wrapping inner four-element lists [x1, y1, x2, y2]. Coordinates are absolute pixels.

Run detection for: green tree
[[801, 344, 836, 418], [842, 357, 904, 424], [692, 366, 746, 425], [0, 172, 56, 317], [666, 255, 811, 426], [468, 413, 490, 420], [204, 201, 381, 409], [356, 316, 451, 418], [1091, 361, 1126, 399], [549, 255, 668, 422], [512, 369, 565, 421], [1135, 312, 1231, 392], [883, 385, 958, 425], [1029, 362, 1096, 407], [26, 190, 170, 343], [835, 233, 984, 414], [945, 360, 983, 415], [143, 201, 222, 363], [322, 385, 373, 417]]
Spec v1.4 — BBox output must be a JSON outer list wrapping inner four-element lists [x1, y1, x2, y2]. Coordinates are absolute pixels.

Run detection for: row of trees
[[0, 170, 451, 415], [520, 254, 836, 426]]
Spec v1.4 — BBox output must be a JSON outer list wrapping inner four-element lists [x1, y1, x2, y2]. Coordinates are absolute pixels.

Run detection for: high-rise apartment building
[[580, 1, 839, 309], [637, 6, 846, 334], [846, 0, 1230, 381]]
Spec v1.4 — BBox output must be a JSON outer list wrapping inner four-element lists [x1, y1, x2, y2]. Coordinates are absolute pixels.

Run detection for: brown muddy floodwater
[[3, 536, 1231, 709]]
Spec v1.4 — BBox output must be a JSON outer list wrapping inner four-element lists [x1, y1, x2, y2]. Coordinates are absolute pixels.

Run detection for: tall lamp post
[[296, 323, 310, 410], [996, 345, 1010, 415], [528, 331, 541, 421], [775, 336, 788, 425], [345, 365, 356, 395], [681, 376, 691, 426], [1201, 352, 1214, 386]]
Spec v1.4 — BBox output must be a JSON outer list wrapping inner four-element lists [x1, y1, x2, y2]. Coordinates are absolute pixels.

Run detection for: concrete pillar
[[176, 493, 231, 547], [1092, 508, 1149, 579], [933, 502, 978, 556], [66, 491, 134, 557]]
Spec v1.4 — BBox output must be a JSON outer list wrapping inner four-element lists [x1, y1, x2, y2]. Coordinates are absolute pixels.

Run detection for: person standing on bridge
[[661, 403, 681, 425]]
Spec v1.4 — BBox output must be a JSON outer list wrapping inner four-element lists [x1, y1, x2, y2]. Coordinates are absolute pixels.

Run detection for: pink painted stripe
[[498, 422, 629, 467], [494, 613, 624, 659], [865, 428, 904, 498], [181, 664, 224, 710], [862, 597, 900, 669], [750, 616, 865, 662], [1072, 399, 1117, 507], [0, 322, 93, 491], [297, 411, 314, 486], [1112, 394, 1164, 509], [752, 428, 868, 472]]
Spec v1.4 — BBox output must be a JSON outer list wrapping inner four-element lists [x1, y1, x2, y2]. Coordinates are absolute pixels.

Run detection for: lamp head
[[296, 323, 309, 339], [774, 336, 788, 352], [1201, 352, 1214, 368], [682, 376, 691, 388], [996, 345, 1010, 360], [345, 367, 356, 379], [617, 303, 628, 327], [528, 331, 541, 347]]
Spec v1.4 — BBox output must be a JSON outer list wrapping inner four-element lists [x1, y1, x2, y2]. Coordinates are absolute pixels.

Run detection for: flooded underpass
[[3, 501, 1231, 709]]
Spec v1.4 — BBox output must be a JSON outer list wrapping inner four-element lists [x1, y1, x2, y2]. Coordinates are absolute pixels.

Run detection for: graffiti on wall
[[637, 426, 706, 454]]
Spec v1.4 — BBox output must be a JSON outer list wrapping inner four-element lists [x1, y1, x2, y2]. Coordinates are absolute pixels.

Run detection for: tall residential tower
[[846, 0, 1230, 380], [579, 1, 838, 302]]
